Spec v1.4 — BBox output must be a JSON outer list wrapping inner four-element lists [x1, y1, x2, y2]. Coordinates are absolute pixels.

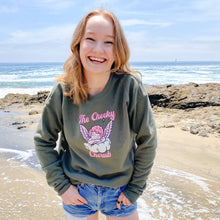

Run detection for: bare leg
[[106, 210, 139, 220], [64, 211, 99, 220], [87, 212, 99, 220], [65, 211, 87, 220]]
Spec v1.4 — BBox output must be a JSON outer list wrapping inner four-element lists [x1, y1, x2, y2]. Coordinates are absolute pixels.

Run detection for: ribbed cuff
[[57, 182, 72, 196], [122, 188, 140, 205]]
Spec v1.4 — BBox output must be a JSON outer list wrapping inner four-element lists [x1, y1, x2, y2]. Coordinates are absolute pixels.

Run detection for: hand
[[116, 192, 132, 209], [61, 185, 88, 205]]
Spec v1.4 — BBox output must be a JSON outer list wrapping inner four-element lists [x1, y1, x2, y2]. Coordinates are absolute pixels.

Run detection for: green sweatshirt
[[34, 72, 157, 204]]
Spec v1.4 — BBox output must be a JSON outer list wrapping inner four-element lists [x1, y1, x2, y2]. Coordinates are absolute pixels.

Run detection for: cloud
[[0, 0, 18, 14], [0, 25, 76, 62], [5, 25, 75, 45], [121, 19, 172, 27], [126, 31, 220, 61], [0, 5, 18, 13], [170, 0, 220, 22], [192, 0, 220, 15], [33, 0, 77, 12], [0, 0, 77, 14], [93, 0, 118, 7]]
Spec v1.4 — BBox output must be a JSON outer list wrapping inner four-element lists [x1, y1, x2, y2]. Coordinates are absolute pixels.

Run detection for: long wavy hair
[[57, 9, 138, 105]]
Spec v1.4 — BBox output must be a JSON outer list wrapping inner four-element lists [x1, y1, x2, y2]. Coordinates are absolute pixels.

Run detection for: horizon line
[[0, 60, 220, 64]]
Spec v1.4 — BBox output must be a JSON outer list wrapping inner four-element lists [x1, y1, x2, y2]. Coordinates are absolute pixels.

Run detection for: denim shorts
[[62, 184, 137, 218]]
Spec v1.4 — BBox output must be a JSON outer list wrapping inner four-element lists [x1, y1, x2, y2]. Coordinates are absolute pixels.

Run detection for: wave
[[0, 77, 56, 83], [0, 148, 34, 161], [0, 62, 219, 97], [0, 87, 52, 98]]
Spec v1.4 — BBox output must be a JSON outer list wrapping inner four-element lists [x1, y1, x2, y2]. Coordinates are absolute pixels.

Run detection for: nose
[[93, 41, 104, 53]]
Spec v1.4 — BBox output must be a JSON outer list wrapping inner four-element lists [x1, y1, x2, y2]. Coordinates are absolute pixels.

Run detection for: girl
[[34, 9, 157, 220]]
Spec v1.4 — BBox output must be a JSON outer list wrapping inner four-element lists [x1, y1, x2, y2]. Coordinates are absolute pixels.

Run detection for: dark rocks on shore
[[190, 125, 200, 134], [199, 131, 209, 137], [11, 121, 27, 130], [0, 83, 219, 110], [25, 91, 50, 105], [0, 91, 50, 109], [0, 94, 31, 108], [146, 83, 220, 109], [0, 83, 219, 137], [29, 110, 40, 115]]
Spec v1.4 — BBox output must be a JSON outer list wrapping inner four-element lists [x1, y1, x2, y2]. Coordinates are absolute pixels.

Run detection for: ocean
[[0, 61, 220, 98]]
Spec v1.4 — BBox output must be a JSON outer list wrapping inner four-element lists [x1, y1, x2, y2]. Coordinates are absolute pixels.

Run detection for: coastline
[[0, 82, 220, 219]]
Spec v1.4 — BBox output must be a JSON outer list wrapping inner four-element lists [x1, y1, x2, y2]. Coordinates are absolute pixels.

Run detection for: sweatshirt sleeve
[[123, 81, 157, 204], [34, 83, 71, 195]]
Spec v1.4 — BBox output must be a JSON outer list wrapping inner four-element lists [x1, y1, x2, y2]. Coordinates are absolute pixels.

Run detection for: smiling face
[[79, 15, 115, 79]]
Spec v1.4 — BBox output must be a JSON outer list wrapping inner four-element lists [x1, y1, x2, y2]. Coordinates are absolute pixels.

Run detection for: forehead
[[84, 15, 114, 36]]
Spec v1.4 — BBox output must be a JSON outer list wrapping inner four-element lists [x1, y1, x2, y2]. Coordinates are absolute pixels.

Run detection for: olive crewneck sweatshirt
[[34, 72, 157, 204]]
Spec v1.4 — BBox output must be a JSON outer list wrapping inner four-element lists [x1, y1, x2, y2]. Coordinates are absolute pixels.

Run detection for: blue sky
[[0, 0, 220, 62]]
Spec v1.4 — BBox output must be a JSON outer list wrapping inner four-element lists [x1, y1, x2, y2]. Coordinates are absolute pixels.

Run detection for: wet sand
[[0, 157, 65, 220]]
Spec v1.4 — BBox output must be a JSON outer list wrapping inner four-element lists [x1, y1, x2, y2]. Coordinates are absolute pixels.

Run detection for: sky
[[0, 0, 220, 63]]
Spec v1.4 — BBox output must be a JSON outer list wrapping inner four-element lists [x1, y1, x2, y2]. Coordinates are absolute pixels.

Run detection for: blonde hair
[[57, 9, 138, 105]]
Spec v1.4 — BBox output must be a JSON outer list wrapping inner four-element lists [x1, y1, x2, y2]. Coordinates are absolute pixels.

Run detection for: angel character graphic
[[80, 121, 112, 153]]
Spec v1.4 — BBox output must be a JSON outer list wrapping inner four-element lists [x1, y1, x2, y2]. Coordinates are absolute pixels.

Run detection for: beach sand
[[0, 157, 65, 220], [0, 100, 220, 219]]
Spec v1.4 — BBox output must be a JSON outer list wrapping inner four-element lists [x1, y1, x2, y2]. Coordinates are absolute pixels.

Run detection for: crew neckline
[[87, 72, 114, 101]]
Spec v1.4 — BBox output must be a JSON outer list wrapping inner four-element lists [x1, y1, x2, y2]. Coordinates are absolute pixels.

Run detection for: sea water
[[0, 61, 220, 98]]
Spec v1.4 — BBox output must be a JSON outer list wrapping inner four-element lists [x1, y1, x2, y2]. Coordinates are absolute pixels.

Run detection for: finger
[[123, 197, 132, 206], [73, 200, 83, 205], [69, 197, 87, 206], [78, 195, 88, 204], [71, 201, 77, 205], [77, 198, 88, 205], [73, 199, 86, 205], [116, 193, 124, 209], [120, 194, 132, 206], [116, 200, 122, 209], [122, 200, 127, 206], [123, 199, 131, 206], [117, 193, 123, 201], [72, 199, 85, 206]]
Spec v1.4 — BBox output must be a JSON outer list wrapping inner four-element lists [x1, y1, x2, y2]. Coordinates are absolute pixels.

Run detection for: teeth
[[89, 56, 105, 63]]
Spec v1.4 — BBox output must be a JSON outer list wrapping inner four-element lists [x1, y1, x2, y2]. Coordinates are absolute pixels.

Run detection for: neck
[[86, 72, 111, 96]]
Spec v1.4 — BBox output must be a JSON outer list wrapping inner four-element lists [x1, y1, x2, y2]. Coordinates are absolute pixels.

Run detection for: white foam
[[156, 165, 210, 192], [13, 71, 60, 78], [137, 197, 155, 220], [0, 148, 34, 161], [133, 62, 220, 85], [0, 77, 55, 82], [0, 86, 52, 98], [0, 74, 19, 81]]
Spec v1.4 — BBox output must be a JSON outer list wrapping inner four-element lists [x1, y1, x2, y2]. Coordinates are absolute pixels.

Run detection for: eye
[[86, 37, 95, 41], [105, 41, 114, 45]]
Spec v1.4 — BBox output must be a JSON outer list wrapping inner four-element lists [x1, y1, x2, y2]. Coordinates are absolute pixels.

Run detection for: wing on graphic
[[104, 120, 112, 138], [79, 125, 90, 141]]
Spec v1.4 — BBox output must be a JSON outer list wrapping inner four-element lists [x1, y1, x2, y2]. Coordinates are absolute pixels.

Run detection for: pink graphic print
[[80, 121, 112, 154]]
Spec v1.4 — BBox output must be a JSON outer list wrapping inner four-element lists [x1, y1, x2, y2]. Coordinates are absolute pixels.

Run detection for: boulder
[[147, 83, 220, 109]]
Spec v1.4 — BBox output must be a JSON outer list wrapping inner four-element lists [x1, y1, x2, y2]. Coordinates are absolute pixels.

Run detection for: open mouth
[[88, 56, 106, 63]]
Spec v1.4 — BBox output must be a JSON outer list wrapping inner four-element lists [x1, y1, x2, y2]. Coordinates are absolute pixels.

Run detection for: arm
[[122, 82, 157, 204], [34, 83, 71, 196]]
